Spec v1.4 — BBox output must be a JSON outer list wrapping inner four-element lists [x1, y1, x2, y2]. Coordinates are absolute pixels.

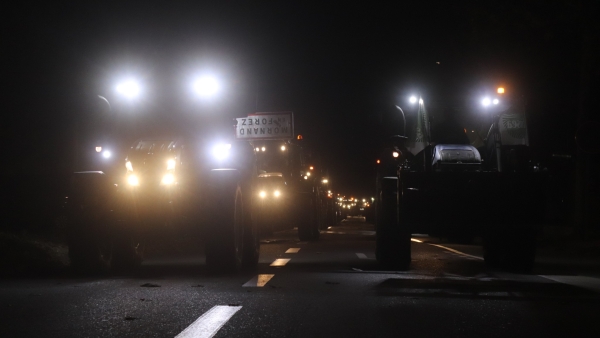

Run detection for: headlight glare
[[125, 161, 133, 172], [167, 159, 176, 170], [259, 191, 266, 198], [212, 143, 232, 160], [161, 173, 175, 185], [127, 175, 139, 186]]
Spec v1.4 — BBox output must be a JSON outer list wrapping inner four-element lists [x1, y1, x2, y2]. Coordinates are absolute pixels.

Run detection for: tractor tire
[[205, 184, 245, 273], [376, 177, 410, 270], [298, 196, 320, 241]]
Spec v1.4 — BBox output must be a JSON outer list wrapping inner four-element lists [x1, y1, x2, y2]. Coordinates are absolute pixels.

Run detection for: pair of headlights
[[126, 173, 175, 186], [259, 190, 281, 198]]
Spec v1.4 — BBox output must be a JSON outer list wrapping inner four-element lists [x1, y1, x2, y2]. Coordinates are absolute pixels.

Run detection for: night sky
[[2, 1, 595, 197]]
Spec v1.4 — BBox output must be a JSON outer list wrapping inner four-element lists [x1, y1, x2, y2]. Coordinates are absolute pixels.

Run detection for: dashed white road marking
[[427, 243, 484, 260], [285, 248, 301, 253], [243, 274, 275, 287], [540, 275, 600, 293], [356, 253, 368, 259], [270, 258, 291, 267], [175, 305, 242, 338]]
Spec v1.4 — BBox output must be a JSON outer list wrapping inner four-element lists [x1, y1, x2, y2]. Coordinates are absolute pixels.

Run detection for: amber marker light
[[497, 87, 505, 94]]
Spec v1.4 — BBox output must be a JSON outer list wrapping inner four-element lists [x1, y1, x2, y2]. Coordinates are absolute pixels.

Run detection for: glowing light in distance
[[497, 87, 505, 94], [309, 166, 314, 170], [116, 79, 140, 99], [255, 147, 260, 152], [95, 146, 102, 153], [481, 97, 491, 106], [376, 159, 381, 164], [161, 173, 175, 185], [281, 145, 286, 151], [322, 179, 328, 184], [409, 96, 417, 104], [493, 98, 499, 105], [306, 172, 311, 177], [259, 191, 266, 198], [167, 159, 176, 170], [419, 98, 424, 104], [303, 176, 308, 180], [274, 190, 281, 197], [392, 151, 399, 158], [193, 76, 220, 97], [102, 150, 112, 158], [127, 175, 139, 186], [261, 147, 266, 152], [125, 161, 133, 172]]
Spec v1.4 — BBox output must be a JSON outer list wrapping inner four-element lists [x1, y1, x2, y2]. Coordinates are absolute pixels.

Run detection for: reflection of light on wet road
[[243, 274, 275, 287]]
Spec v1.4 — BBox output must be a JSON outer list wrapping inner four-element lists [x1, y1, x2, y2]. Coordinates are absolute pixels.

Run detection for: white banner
[[499, 113, 529, 146], [235, 112, 293, 140]]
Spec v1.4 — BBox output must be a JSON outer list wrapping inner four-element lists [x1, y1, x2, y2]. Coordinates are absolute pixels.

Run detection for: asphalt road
[[1, 219, 600, 338]]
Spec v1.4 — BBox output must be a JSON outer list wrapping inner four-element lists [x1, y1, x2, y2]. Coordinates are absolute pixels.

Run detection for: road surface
[[1, 218, 599, 337]]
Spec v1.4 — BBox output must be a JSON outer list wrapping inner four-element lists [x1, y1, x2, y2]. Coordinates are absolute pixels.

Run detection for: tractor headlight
[[212, 143, 232, 160], [161, 173, 175, 185], [127, 174, 139, 186], [167, 159, 176, 170]]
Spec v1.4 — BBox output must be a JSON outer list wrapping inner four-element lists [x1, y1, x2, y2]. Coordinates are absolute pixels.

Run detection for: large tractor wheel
[[298, 196, 320, 241], [376, 177, 411, 270], [242, 190, 260, 270], [66, 173, 113, 274], [205, 183, 245, 272]]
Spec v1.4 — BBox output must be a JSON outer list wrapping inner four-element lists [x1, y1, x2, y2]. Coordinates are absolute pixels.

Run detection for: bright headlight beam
[[116, 79, 140, 99], [274, 190, 281, 197], [493, 98, 499, 105], [127, 175, 139, 186], [102, 150, 112, 159], [161, 173, 175, 185], [481, 97, 491, 106], [193, 76, 220, 97], [259, 191, 266, 198], [212, 143, 232, 160], [167, 159, 176, 170], [409, 96, 417, 104]]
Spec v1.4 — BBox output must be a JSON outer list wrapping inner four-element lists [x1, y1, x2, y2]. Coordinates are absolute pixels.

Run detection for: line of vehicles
[[66, 91, 336, 273], [67, 76, 543, 274]]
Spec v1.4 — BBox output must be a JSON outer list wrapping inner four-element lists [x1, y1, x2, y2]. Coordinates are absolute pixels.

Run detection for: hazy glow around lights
[[481, 97, 491, 106], [409, 96, 417, 104]]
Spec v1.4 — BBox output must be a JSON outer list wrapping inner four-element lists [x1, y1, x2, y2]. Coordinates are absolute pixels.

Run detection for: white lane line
[[540, 275, 600, 293], [427, 243, 483, 260], [270, 258, 291, 267], [175, 305, 242, 338], [356, 253, 368, 259], [243, 274, 275, 287], [285, 248, 301, 253]]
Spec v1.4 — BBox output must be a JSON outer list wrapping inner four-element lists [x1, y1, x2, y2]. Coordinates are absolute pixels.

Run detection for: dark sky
[[2, 1, 592, 197]]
